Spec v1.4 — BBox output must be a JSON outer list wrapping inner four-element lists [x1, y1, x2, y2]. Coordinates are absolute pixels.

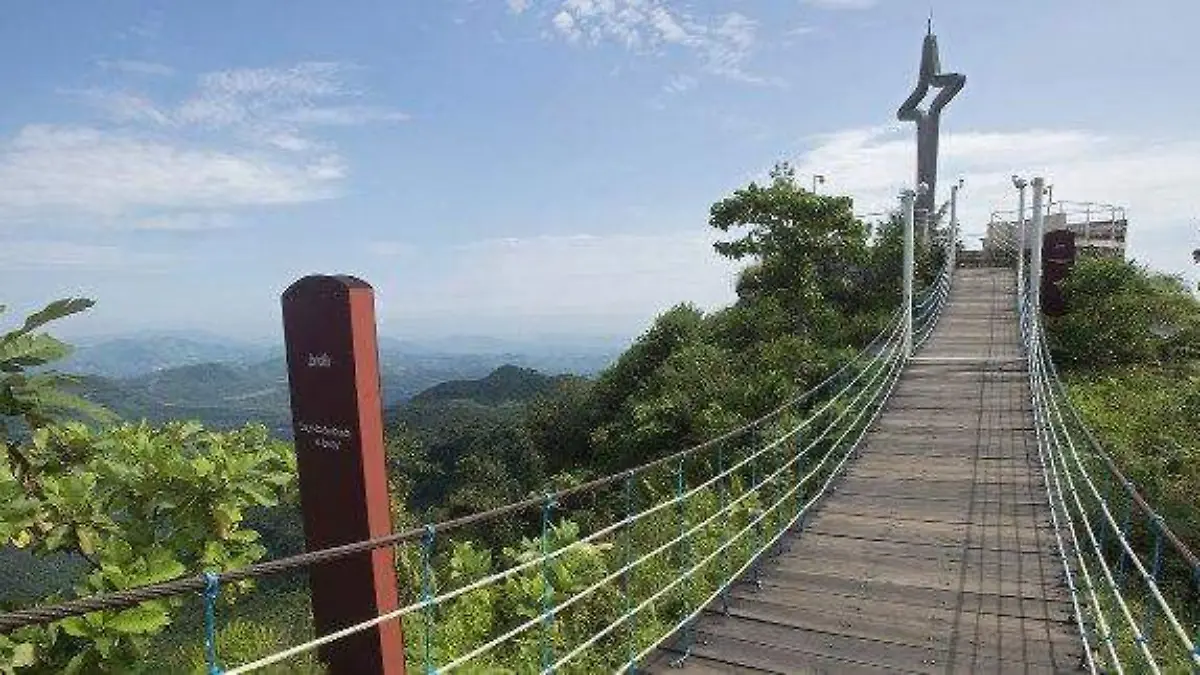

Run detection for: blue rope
[[1143, 515, 1164, 643], [202, 571, 221, 675], [421, 524, 437, 675], [540, 494, 557, 672]]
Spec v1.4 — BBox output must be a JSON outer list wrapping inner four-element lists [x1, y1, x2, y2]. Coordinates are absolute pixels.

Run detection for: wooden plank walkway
[[646, 268, 1084, 674]]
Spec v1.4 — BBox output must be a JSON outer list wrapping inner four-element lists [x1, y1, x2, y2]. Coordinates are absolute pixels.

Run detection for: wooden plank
[[648, 269, 1085, 673]]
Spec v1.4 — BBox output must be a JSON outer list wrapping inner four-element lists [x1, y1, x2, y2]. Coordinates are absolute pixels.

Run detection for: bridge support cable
[[1016, 214, 1199, 673], [0, 300, 905, 637], [618, 328, 907, 674], [1025, 296, 1126, 674], [213, 314, 908, 673]]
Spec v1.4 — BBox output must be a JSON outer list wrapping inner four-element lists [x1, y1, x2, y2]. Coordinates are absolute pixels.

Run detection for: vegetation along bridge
[[2, 187, 1197, 675]]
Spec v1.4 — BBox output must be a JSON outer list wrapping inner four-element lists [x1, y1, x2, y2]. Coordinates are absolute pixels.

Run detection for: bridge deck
[[646, 268, 1083, 674]]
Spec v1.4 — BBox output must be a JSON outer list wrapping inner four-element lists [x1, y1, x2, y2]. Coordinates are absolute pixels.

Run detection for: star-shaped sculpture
[[897, 20, 965, 234]]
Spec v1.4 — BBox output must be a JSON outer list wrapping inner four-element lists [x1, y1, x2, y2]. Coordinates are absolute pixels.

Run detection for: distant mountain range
[[60, 334, 618, 436]]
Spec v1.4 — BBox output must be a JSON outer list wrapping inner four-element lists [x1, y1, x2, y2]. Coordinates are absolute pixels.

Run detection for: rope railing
[[224, 315, 907, 673], [225, 308, 909, 673], [0, 302, 903, 636], [1017, 246, 1200, 673]]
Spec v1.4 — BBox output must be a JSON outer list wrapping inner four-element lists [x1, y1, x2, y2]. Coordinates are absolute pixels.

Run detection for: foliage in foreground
[[1, 301, 297, 673]]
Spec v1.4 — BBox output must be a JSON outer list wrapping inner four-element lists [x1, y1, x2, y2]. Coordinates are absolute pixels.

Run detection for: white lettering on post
[[298, 421, 353, 449], [307, 353, 332, 368]]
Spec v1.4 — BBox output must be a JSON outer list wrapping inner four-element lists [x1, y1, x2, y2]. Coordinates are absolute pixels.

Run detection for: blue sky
[[2, 0, 1198, 343]]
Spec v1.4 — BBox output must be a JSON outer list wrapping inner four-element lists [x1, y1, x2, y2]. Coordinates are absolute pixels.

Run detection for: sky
[[2, 0, 1198, 344]]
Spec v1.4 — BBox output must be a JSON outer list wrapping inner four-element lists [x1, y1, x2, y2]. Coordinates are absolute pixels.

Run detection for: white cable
[[226, 320, 907, 674]]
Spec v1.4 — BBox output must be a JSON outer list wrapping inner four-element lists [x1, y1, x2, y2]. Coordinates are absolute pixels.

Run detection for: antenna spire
[[927, 10, 933, 35]]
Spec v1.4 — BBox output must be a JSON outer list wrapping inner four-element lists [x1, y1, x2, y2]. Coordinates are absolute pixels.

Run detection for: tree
[[709, 162, 873, 346], [1048, 257, 1200, 368], [0, 300, 296, 673]]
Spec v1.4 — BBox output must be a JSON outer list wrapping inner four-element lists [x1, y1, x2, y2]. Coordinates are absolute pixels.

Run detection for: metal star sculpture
[[897, 20, 965, 230]]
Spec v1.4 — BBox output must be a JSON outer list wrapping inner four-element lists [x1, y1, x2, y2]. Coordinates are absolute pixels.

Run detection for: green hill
[[409, 364, 576, 406]]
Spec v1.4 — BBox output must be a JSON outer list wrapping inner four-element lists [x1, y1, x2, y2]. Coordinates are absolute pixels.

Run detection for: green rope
[[421, 524, 437, 675]]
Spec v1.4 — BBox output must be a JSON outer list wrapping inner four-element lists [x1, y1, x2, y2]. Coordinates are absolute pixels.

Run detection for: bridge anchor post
[[281, 275, 405, 675]]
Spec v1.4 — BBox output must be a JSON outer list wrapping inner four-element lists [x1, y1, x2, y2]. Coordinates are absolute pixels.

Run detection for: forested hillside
[[63, 352, 612, 441]]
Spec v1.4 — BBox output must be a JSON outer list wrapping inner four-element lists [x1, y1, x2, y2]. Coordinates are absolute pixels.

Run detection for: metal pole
[[901, 189, 916, 359], [1015, 181, 1027, 297], [949, 183, 960, 270], [1030, 177, 1046, 314]]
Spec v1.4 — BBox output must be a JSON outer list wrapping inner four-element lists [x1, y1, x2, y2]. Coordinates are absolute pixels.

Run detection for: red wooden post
[[281, 275, 405, 675]]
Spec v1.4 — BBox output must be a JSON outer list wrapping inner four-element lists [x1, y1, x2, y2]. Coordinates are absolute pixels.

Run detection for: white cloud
[[507, 0, 532, 15], [279, 105, 411, 126], [541, 1, 770, 84], [786, 125, 1200, 285], [97, 59, 175, 76], [0, 125, 343, 217], [0, 61, 403, 231], [553, 11, 582, 42], [69, 89, 173, 126], [0, 241, 173, 271]]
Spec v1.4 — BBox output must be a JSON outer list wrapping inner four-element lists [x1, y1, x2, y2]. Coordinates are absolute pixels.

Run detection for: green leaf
[[62, 649, 91, 675], [0, 333, 71, 371], [77, 526, 99, 556], [60, 616, 94, 639], [191, 455, 214, 477], [106, 604, 170, 635], [239, 483, 276, 507], [8, 298, 94, 341], [10, 642, 34, 668]]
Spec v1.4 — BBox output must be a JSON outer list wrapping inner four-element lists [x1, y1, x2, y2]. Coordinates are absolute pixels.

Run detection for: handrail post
[[1030, 177, 1046, 315], [1015, 180, 1027, 300], [901, 189, 916, 359], [948, 183, 959, 271]]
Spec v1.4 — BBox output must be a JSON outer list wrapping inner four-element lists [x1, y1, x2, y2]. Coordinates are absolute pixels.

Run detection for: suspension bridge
[[1, 189, 1197, 675], [2, 26, 1198, 675]]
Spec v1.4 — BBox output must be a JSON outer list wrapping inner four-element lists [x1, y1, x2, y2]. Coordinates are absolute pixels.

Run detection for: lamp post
[[949, 178, 963, 270], [1030, 177, 1046, 315], [812, 174, 825, 194], [1012, 175, 1029, 300]]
